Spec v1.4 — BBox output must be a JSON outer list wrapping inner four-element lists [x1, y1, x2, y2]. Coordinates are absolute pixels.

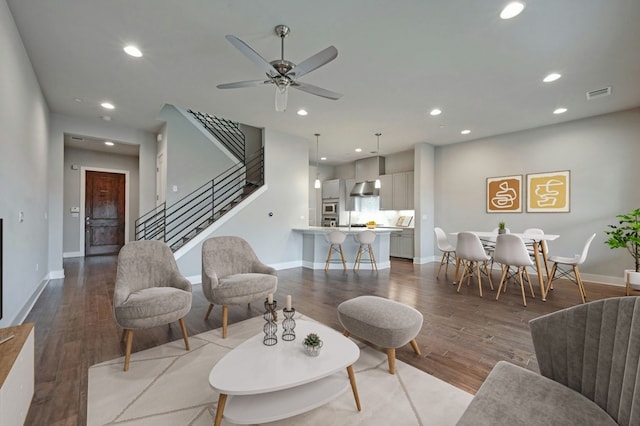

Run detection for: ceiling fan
[[217, 25, 342, 112]]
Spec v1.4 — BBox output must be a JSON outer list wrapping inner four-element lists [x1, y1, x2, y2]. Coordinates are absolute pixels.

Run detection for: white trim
[[63, 251, 83, 258], [48, 270, 65, 279], [80, 167, 130, 256], [13, 277, 50, 325]]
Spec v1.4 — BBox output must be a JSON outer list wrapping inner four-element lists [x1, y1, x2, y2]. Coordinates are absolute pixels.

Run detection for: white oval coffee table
[[209, 319, 361, 425]]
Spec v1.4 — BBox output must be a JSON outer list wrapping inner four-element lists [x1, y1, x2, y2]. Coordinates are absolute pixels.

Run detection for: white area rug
[[88, 312, 472, 425]]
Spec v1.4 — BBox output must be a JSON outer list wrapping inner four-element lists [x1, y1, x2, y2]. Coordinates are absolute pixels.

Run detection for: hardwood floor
[[24, 255, 626, 425]]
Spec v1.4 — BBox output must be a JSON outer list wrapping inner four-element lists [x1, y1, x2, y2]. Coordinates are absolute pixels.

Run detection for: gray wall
[[48, 114, 157, 277], [434, 108, 640, 282], [176, 128, 309, 277], [159, 105, 236, 205], [0, 0, 50, 327], [63, 148, 140, 255]]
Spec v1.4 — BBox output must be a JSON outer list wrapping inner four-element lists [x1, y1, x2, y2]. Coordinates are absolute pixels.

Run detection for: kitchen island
[[292, 226, 403, 270]]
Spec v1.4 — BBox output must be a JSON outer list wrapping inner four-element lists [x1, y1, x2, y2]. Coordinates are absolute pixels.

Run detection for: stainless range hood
[[350, 181, 379, 197]]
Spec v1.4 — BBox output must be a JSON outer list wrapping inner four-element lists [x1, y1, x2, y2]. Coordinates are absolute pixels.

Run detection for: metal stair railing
[[135, 148, 264, 251], [188, 110, 245, 162]]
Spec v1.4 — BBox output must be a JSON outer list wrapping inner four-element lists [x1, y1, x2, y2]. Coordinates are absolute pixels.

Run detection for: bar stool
[[325, 230, 347, 271], [354, 230, 378, 271]]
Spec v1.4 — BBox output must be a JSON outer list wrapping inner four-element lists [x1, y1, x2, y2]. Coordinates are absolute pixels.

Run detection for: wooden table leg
[[346, 365, 362, 411], [214, 393, 228, 426], [532, 242, 547, 301]]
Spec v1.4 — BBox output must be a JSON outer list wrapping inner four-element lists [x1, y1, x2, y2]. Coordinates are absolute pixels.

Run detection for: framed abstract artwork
[[526, 170, 570, 212], [486, 175, 522, 213]]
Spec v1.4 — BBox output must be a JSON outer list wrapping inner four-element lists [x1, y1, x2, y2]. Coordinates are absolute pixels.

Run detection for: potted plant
[[302, 332, 323, 356], [605, 208, 640, 291], [498, 221, 506, 234]]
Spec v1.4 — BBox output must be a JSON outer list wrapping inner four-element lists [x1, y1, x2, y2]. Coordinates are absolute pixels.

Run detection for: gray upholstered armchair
[[202, 236, 278, 338], [113, 240, 192, 371], [457, 296, 640, 425]]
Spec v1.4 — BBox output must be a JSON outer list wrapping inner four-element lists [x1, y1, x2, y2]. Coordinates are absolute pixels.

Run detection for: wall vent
[[586, 86, 611, 100], [70, 136, 84, 141]]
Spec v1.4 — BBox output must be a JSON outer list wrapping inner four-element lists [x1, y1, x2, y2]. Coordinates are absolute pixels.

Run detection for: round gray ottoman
[[337, 295, 423, 374]]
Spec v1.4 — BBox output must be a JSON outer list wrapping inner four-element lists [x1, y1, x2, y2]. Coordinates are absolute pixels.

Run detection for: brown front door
[[85, 171, 125, 256]]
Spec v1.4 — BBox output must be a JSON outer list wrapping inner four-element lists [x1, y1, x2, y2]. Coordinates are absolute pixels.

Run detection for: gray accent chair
[[113, 240, 192, 371], [457, 296, 640, 425], [202, 236, 277, 338]]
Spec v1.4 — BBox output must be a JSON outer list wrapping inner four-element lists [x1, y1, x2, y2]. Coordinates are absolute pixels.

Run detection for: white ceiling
[[7, 0, 640, 165]]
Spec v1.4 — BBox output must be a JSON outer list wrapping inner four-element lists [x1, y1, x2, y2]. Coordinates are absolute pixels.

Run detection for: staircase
[[134, 112, 264, 251]]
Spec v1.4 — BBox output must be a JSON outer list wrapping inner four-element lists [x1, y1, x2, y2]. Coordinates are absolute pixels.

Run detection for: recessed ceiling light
[[543, 73, 562, 83], [101, 102, 115, 110], [123, 45, 143, 58], [553, 107, 568, 114], [430, 108, 442, 116], [320, 157, 327, 161], [500, 2, 525, 19], [355, 148, 362, 152], [461, 129, 471, 135], [297, 109, 308, 116], [104, 141, 115, 146]]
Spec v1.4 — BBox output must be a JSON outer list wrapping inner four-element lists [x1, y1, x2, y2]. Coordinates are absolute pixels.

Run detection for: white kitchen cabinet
[[0, 323, 34, 426], [322, 179, 342, 199], [345, 178, 356, 211], [379, 171, 414, 210], [378, 175, 394, 210], [390, 228, 414, 259]]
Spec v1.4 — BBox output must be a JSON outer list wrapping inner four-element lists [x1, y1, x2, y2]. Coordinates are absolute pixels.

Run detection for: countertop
[[293, 226, 404, 234]]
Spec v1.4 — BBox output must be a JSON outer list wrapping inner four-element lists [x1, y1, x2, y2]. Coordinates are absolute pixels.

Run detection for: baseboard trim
[[48, 270, 65, 279], [13, 277, 50, 325], [63, 251, 83, 258]]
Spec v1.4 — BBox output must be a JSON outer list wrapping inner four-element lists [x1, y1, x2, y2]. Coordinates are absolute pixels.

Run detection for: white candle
[[267, 293, 273, 304], [286, 295, 292, 310]]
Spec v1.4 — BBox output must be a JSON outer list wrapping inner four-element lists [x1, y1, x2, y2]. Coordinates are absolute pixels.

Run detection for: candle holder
[[263, 300, 278, 346], [282, 308, 296, 341]]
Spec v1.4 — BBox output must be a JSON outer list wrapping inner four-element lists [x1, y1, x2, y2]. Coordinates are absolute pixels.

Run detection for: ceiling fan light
[[275, 86, 288, 112]]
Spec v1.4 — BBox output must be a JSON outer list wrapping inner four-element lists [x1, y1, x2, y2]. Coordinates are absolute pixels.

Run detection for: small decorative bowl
[[303, 340, 323, 357], [366, 224, 376, 229]]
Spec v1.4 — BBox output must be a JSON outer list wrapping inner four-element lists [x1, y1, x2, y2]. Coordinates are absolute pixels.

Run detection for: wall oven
[[322, 217, 337, 227]]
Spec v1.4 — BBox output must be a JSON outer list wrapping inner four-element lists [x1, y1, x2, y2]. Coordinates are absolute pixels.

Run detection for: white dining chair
[[325, 230, 347, 271], [546, 233, 597, 304], [353, 230, 378, 271], [434, 227, 456, 280], [456, 232, 494, 297], [493, 234, 536, 306]]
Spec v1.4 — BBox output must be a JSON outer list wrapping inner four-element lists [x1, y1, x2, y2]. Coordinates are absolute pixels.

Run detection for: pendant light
[[374, 133, 382, 188], [314, 133, 321, 189]]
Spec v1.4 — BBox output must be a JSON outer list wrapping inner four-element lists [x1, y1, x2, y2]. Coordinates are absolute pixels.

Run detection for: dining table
[[450, 231, 560, 301]]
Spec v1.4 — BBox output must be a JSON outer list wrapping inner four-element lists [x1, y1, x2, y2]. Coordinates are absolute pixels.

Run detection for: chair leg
[[457, 261, 468, 293], [546, 263, 558, 295], [205, 303, 214, 320], [476, 262, 483, 297], [338, 244, 347, 270], [343, 330, 350, 338], [495, 265, 509, 300], [518, 268, 527, 307], [222, 305, 229, 338], [574, 266, 587, 303], [120, 329, 127, 342], [524, 268, 536, 299], [409, 339, 421, 356], [386, 348, 396, 374], [354, 245, 362, 271], [437, 252, 446, 279], [484, 261, 494, 290], [124, 329, 134, 372], [369, 244, 378, 272], [325, 244, 334, 271], [178, 318, 190, 351]]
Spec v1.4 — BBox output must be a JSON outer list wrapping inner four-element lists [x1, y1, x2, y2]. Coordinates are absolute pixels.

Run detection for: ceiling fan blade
[[217, 80, 270, 89], [291, 81, 342, 100], [286, 46, 338, 79], [225, 35, 280, 77]]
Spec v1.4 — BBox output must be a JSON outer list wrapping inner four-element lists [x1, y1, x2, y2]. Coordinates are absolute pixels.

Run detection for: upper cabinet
[[345, 178, 356, 211], [322, 179, 342, 199], [379, 171, 414, 210], [355, 157, 385, 182]]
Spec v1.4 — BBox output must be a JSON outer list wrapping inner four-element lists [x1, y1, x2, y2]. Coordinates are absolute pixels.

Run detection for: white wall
[[414, 143, 436, 263], [63, 148, 140, 255], [434, 108, 640, 283], [0, 0, 50, 326], [48, 113, 157, 277], [176, 128, 309, 277]]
